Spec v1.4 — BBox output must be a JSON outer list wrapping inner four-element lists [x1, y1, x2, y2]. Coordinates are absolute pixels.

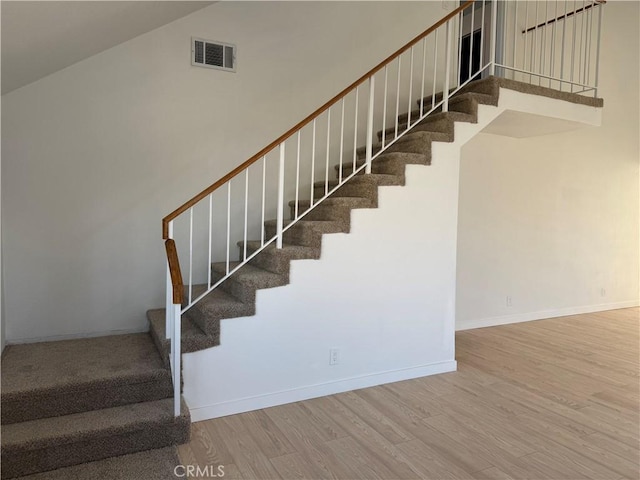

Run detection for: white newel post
[[172, 302, 181, 417]]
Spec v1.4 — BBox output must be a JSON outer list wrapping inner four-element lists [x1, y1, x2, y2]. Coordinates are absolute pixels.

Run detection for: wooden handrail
[[165, 239, 184, 305], [522, 0, 605, 34], [162, 0, 474, 238]]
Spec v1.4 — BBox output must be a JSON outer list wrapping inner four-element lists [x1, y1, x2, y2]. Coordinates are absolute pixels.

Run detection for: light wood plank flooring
[[178, 307, 639, 479]]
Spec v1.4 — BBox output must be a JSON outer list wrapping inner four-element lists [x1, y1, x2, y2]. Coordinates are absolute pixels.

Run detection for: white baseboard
[[188, 360, 457, 422], [456, 300, 640, 331]]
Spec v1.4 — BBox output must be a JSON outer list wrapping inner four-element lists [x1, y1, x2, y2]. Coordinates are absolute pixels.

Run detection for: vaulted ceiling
[[1, 1, 214, 94]]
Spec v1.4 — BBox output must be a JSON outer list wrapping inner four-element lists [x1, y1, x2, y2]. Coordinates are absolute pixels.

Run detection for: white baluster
[[490, 0, 498, 76], [226, 183, 231, 274], [276, 143, 285, 249], [207, 194, 212, 288], [188, 207, 193, 305], [365, 76, 375, 175], [443, 22, 452, 112], [325, 110, 331, 195], [243, 169, 248, 260], [295, 133, 301, 217], [261, 156, 266, 246]]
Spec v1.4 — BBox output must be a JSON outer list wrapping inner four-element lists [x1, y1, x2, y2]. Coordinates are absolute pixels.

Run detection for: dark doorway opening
[[460, 29, 482, 84]]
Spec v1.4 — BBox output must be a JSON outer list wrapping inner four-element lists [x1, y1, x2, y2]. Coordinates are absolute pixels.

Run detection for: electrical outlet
[[600, 288, 606, 297], [506, 296, 512, 307], [329, 348, 340, 366]]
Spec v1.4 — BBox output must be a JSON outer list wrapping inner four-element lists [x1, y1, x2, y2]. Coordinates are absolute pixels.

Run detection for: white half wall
[[456, 1, 640, 330], [1, 1, 450, 342], [183, 132, 467, 421]]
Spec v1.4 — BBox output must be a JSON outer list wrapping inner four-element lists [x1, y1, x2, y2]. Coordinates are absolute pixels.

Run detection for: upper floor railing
[[162, 0, 605, 416]]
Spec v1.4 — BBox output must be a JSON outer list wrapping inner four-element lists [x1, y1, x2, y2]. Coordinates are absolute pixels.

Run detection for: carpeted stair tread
[[413, 91, 498, 114], [288, 196, 374, 210], [377, 110, 476, 141], [2, 398, 187, 449], [147, 309, 217, 358], [237, 241, 321, 275], [288, 195, 375, 223], [1, 334, 172, 424], [211, 262, 287, 288], [239, 241, 321, 260], [187, 285, 249, 310], [209, 262, 289, 304], [14, 446, 181, 480], [335, 152, 430, 178], [263, 219, 350, 249], [356, 131, 453, 159], [1, 398, 190, 478], [1, 334, 168, 396], [264, 218, 348, 234], [185, 287, 255, 336], [418, 110, 477, 125], [315, 172, 404, 190]]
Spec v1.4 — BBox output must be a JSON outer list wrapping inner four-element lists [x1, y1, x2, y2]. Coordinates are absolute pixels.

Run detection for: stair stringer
[[180, 87, 601, 421]]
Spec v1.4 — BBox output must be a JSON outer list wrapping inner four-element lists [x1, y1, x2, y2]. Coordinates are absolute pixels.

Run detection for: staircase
[[149, 79, 507, 356], [1, 0, 605, 477]]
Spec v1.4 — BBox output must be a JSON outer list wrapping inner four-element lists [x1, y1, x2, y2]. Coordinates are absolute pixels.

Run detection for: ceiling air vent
[[192, 37, 236, 72]]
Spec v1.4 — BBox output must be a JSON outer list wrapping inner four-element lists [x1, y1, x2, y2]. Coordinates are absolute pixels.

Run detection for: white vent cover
[[191, 37, 236, 72]]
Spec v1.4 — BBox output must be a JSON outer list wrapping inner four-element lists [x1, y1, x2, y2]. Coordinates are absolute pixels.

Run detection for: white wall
[[184, 131, 470, 421], [456, 1, 640, 330], [1, 1, 450, 342]]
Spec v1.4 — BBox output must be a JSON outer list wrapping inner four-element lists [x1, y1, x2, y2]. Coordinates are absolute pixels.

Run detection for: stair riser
[[210, 271, 288, 304], [210, 274, 256, 304], [292, 204, 356, 223], [185, 308, 224, 338], [264, 224, 347, 248], [2, 418, 190, 479], [415, 96, 482, 116], [416, 88, 499, 110], [358, 131, 454, 160], [148, 322, 171, 367], [265, 225, 322, 248], [359, 139, 431, 160], [313, 183, 378, 203], [1, 380, 173, 425], [378, 108, 480, 141], [377, 118, 452, 140], [337, 158, 426, 179], [399, 118, 453, 136], [459, 78, 499, 97], [335, 162, 400, 178], [448, 97, 478, 116], [246, 250, 292, 275], [243, 247, 321, 275]]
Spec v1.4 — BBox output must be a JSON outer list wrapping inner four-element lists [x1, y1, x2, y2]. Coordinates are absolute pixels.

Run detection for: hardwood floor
[[178, 307, 639, 479]]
